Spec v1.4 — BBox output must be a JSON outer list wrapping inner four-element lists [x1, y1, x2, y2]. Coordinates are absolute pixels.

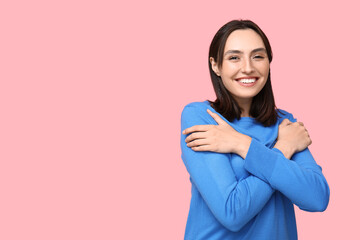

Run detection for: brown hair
[[208, 19, 280, 126]]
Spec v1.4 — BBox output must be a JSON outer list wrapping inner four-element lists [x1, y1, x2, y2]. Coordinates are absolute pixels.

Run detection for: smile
[[235, 77, 258, 87]]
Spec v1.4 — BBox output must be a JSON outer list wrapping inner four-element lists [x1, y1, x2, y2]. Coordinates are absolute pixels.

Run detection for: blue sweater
[[180, 101, 330, 240]]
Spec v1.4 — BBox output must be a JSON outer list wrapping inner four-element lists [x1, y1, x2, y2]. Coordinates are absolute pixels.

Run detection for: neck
[[235, 98, 252, 117]]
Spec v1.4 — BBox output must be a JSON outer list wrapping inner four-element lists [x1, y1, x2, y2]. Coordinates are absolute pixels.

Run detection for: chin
[[233, 91, 260, 100]]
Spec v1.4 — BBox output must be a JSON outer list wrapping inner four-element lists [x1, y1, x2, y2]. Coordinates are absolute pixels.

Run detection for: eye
[[229, 56, 239, 60], [253, 55, 265, 59]]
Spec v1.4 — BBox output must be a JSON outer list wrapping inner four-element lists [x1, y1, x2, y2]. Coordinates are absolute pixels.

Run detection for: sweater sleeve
[[180, 103, 274, 232], [243, 112, 330, 212]]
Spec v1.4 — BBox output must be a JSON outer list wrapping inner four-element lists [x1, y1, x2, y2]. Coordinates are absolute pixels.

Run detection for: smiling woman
[[210, 29, 270, 118], [180, 20, 330, 240]]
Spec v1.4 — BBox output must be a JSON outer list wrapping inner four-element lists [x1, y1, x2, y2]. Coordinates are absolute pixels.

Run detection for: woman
[[180, 20, 330, 240]]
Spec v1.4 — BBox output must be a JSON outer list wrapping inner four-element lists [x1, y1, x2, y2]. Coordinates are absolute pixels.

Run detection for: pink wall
[[1, 0, 359, 239]]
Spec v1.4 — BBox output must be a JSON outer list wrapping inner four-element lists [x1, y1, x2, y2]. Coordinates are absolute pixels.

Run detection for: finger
[[280, 118, 291, 125], [183, 125, 212, 135], [298, 121, 304, 126], [187, 139, 209, 148], [207, 109, 227, 125], [185, 132, 207, 143], [191, 144, 211, 152]]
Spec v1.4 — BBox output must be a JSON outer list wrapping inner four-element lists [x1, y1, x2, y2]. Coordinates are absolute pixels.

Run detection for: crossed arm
[[180, 105, 330, 231], [183, 109, 311, 160]]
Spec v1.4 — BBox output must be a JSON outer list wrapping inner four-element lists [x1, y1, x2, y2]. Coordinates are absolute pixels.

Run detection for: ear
[[210, 57, 221, 76]]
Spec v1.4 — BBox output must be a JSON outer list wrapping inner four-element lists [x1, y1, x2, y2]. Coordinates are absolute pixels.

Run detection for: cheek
[[220, 77, 234, 93], [264, 67, 270, 78], [258, 63, 270, 77], [221, 64, 238, 78]]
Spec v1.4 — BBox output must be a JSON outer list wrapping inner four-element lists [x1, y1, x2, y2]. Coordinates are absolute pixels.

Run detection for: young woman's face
[[211, 29, 270, 104]]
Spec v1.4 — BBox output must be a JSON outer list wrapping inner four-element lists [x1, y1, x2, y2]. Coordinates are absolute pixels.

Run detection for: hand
[[274, 119, 312, 159], [182, 109, 251, 157]]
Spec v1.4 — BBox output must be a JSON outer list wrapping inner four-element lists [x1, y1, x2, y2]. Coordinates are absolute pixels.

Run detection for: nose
[[241, 58, 254, 74]]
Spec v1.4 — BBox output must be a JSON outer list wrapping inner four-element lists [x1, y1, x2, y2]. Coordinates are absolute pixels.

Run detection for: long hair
[[208, 20, 280, 126]]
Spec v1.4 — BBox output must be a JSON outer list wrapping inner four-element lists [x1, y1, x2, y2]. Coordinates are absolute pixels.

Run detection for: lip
[[235, 77, 259, 87]]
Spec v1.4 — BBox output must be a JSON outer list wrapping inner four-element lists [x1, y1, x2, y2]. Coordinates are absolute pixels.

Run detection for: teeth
[[239, 78, 256, 83]]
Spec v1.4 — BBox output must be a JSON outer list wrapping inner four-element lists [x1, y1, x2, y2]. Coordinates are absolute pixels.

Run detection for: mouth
[[235, 77, 259, 87]]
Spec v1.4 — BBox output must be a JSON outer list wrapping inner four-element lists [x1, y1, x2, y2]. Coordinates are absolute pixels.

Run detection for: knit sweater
[[180, 101, 330, 240]]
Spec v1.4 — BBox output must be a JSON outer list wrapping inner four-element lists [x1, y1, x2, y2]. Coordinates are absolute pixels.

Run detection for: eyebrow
[[224, 48, 266, 55]]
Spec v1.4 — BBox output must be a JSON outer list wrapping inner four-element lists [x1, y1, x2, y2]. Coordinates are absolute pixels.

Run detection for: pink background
[[1, 0, 359, 239]]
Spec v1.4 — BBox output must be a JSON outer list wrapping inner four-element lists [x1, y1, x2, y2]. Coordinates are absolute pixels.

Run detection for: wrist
[[234, 133, 252, 158], [273, 140, 295, 159]]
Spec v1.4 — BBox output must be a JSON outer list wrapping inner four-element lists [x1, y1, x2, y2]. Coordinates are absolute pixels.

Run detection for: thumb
[[207, 109, 227, 125]]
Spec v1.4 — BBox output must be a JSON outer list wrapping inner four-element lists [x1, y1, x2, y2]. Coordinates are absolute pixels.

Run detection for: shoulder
[[182, 101, 210, 111], [181, 101, 217, 127], [276, 108, 297, 123]]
